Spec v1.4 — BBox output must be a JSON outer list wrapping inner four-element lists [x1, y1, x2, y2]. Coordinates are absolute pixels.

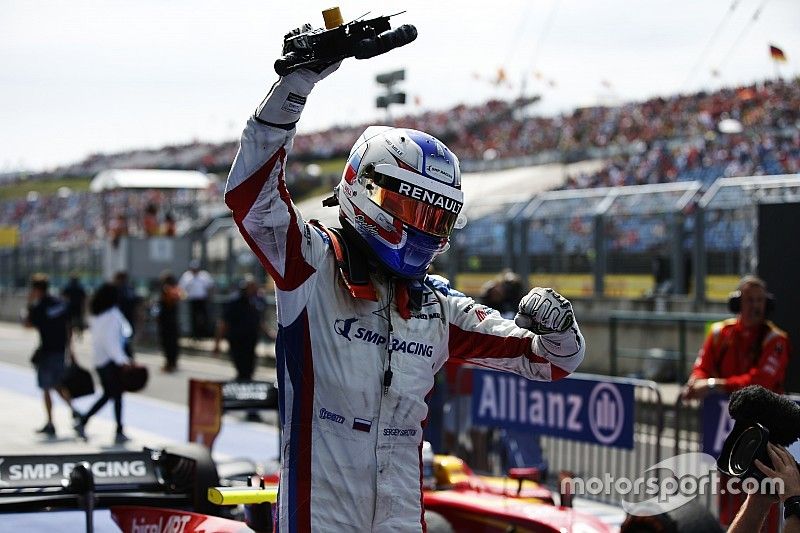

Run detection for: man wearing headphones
[[683, 275, 791, 400], [683, 275, 791, 529]]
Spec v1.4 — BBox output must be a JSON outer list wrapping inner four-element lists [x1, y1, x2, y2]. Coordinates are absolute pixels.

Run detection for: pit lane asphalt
[[0, 321, 282, 532], [0, 321, 280, 457]]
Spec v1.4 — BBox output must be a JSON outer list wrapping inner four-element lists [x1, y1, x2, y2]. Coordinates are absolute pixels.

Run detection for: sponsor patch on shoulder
[[281, 92, 307, 114]]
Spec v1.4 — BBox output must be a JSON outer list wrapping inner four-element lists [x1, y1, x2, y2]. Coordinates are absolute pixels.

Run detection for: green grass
[[0, 157, 345, 204], [314, 158, 346, 176], [296, 183, 336, 201], [0, 176, 92, 202]]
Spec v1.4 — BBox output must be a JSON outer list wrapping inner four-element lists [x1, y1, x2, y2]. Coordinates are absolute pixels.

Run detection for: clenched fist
[[515, 287, 575, 335]]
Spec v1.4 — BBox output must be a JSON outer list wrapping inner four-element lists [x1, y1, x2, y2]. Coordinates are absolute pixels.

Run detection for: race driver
[[224, 49, 585, 533]]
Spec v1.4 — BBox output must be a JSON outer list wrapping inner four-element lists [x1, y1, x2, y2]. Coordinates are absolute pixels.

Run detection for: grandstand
[[0, 77, 798, 302]]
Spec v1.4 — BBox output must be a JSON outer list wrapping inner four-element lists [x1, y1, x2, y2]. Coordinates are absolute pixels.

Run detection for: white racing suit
[[225, 71, 586, 533]]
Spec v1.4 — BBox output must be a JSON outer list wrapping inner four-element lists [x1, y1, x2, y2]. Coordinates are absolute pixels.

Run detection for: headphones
[[727, 275, 775, 316]]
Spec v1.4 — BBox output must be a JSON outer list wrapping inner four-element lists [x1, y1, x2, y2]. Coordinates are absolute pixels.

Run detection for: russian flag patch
[[352, 417, 372, 432]]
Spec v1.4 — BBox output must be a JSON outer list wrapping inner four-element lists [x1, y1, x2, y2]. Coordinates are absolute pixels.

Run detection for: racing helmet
[[331, 126, 464, 279]]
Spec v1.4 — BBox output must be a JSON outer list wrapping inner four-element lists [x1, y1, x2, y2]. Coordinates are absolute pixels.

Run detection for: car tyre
[[425, 510, 454, 533]]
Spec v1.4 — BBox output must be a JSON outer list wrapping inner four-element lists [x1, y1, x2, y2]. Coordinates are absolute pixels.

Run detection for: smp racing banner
[[471, 370, 635, 449], [0, 452, 159, 489]]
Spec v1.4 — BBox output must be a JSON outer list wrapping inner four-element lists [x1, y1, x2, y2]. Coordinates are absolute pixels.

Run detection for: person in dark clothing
[[74, 283, 132, 443], [157, 272, 181, 373], [61, 273, 87, 339], [479, 269, 526, 319], [113, 271, 141, 359], [214, 275, 266, 382], [25, 273, 77, 437]]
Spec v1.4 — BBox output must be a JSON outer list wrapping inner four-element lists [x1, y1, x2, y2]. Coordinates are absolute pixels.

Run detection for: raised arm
[[446, 287, 585, 381], [224, 64, 339, 293]]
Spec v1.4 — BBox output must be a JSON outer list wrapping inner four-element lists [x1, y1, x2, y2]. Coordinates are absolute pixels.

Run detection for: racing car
[[0, 443, 228, 532], [0, 442, 612, 532]]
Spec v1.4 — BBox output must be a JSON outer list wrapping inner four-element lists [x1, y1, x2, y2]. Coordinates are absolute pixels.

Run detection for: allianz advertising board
[[471, 369, 635, 449]]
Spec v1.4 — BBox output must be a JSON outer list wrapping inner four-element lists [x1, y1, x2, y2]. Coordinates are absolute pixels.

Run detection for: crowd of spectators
[[1, 77, 797, 252], [562, 129, 799, 190], [3, 78, 795, 183], [561, 79, 800, 189], [0, 186, 221, 248], [0, 78, 793, 183]]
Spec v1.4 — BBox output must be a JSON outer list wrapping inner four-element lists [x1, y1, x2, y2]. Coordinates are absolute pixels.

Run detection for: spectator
[[61, 273, 87, 339], [213, 275, 266, 383], [25, 273, 77, 437], [113, 271, 141, 359], [108, 213, 129, 248], [481, 271, 550, 474], [74, 283, 132, 444], [480, 269, 527, 318], [651, 253, 672, 295], [143, 203, 159, 236], [156, 272, 181, 373], [163, 212, 176, 236], [179, 260, 214, 339]]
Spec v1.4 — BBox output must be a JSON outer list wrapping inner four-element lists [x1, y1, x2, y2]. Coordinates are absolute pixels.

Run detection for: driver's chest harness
[[310, 220, 434, 395]]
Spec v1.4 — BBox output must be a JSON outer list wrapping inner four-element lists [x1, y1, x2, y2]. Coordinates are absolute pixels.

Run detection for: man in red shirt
[[682, 275, 791, 531], [683, 275, 790, 399]]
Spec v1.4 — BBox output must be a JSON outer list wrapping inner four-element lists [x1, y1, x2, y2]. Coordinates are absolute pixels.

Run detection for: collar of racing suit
[[309, 219, 423, 318]]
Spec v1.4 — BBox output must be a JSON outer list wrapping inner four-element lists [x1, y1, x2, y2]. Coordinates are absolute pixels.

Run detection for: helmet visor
[[368, 182, 460, 237]]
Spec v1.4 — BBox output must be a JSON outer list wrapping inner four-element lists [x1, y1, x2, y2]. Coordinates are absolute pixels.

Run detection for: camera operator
[[728, 443, 800, 533], [682, 275, 790, 400]]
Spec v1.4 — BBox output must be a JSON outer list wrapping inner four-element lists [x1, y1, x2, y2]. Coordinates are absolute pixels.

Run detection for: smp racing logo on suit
[[334, 318, 359, 341], [333, 319, 434, 357]]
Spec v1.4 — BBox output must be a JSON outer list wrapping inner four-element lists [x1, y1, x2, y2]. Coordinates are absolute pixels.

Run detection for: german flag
[[769, 44, 787, 62]]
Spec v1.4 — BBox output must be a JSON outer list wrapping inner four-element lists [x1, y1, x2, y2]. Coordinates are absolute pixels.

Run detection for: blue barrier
[[471, 369, 635, 450]]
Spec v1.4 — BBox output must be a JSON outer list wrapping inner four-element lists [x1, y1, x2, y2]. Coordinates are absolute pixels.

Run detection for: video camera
[[274, 8, 417, 76], [717, 385, 800, 480]]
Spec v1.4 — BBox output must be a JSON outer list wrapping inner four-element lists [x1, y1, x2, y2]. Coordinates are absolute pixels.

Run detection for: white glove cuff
[[532, 326, 584, 363]]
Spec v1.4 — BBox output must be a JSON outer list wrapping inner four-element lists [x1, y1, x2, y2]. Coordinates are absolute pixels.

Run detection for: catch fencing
[[449, 366, 665, 507]]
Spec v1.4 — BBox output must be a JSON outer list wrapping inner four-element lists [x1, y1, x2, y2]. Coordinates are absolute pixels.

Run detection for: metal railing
[[538, 374, 664, 507], [450, 365, 665, 507], [608, 311, 730, 383]]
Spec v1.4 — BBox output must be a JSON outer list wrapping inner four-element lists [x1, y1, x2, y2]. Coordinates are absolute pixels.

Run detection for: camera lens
[[729, 426, 764, 476]]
